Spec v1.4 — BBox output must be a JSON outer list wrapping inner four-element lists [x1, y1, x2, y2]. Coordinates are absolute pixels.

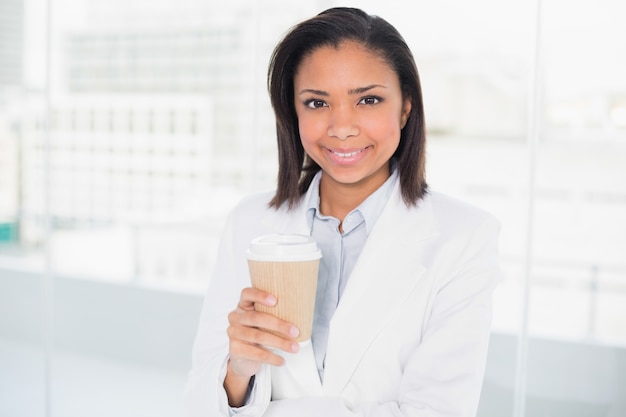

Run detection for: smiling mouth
[[324, 146, 370, 165], [330, 148, 366, 158]]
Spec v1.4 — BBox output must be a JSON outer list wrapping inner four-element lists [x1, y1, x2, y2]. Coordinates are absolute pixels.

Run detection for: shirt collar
[[305, 162, 398, 235]]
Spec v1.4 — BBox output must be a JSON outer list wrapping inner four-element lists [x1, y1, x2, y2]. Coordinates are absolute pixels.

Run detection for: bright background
[[0, 0, 625, 416]]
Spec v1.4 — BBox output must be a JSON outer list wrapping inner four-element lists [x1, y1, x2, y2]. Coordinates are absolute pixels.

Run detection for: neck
[[318, 167, 390, 222]]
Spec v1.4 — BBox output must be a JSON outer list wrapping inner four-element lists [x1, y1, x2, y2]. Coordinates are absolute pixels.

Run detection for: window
[[0, 0, 624, 415]]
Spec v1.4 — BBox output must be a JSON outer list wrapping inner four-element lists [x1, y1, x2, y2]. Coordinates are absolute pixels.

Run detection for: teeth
[[333, 149, 362, 158]]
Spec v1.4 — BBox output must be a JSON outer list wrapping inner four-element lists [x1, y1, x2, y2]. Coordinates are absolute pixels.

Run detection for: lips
[[325, 146, 370, 165]]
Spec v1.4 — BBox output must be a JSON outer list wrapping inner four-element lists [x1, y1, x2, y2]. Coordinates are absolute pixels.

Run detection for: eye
[[359, 96, 382, 105], [304, 99, 328, 109]]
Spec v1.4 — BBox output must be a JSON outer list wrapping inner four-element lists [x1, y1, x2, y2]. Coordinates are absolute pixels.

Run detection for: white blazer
[[184, 179, 501, 417]]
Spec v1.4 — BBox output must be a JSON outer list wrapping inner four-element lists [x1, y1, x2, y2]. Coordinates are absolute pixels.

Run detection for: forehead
[[294, 41, 397, 85]]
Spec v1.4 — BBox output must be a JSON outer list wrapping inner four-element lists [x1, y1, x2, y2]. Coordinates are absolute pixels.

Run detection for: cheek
[[362, 113, 403, 142], [296, 118, 316, 157], [297, 114, 325, 144]]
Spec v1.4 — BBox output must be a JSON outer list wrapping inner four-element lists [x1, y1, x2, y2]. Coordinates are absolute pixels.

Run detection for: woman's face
[[294, 41, 411, 194]]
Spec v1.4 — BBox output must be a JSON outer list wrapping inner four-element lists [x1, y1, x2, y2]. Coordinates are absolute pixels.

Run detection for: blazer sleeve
[[260, 214, 502, 417], [183, 211, 273, 417]]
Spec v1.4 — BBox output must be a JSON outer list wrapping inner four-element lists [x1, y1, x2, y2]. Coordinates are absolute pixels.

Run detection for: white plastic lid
[[246, 234, 322, 262]]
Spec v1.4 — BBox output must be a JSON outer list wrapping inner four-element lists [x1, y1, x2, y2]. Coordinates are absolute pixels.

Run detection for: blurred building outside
[[0, 0, 625, 356], [1, 1, 626, 416]]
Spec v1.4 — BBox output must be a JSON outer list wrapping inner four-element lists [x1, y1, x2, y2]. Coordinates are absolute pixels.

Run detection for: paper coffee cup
[[246, 234, 322, 342]]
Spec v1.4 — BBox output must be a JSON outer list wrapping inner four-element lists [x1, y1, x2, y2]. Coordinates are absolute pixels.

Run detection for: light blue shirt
[[305, 166, 398, 382]]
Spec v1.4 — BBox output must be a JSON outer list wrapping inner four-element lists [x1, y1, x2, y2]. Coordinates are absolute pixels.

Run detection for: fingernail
[[291, 343, 299, 353], [289, 326, 300, 338], [267, 295, 277, 306]]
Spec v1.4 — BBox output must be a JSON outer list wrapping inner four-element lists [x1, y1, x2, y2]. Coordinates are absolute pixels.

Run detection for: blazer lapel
[[322, 190, 439, 395]]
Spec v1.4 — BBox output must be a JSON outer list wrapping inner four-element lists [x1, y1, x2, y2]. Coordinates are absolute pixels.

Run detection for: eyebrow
[[297, 84, 386, 96], [349, 84, 386, 95]]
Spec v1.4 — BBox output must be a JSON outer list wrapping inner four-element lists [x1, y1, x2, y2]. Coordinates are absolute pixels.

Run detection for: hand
[[225, 287, 300, 389]]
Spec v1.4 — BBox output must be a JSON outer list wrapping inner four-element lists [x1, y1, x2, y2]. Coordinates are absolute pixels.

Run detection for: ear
[[400, 98, 412, 128]]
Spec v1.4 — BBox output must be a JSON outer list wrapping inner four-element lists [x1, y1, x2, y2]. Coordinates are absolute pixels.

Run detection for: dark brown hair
[[268, 7, 427, 209]]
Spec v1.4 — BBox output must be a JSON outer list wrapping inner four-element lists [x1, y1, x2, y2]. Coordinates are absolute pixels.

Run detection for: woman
[[185, 7, 501, 417]]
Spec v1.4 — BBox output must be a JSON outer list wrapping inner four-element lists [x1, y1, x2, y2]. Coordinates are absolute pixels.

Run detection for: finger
[[229, 308, 299, 340], [238, 287, 277, 310], [229, 339, 286, 368], [229, 325, 300, 356]]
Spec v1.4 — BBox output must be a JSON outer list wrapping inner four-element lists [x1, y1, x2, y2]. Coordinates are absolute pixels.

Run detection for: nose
[[327, 105, 359, 140]]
